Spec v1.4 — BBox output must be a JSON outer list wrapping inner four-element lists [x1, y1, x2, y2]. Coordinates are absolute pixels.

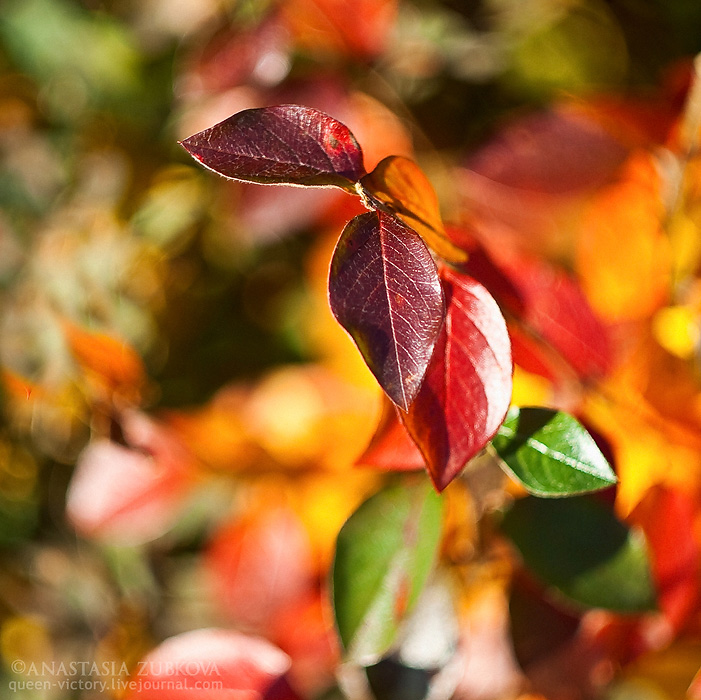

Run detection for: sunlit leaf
[[502, 496, 656, 612], [362, 156, 468, 263], [180, 105, 365, 190], [125, 628, 299, 700], [491, 407, 617, 497], [332, 479, 443, 664], [402, 268, 512, 491], [328, 211, 445, 410]]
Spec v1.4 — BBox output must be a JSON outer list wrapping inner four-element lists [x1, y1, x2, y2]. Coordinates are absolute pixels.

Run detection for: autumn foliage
[[1, 1, 701, 699]]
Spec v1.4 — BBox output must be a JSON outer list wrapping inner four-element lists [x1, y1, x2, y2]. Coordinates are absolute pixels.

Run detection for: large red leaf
[[125, 629, 298, 700], [180, 105, 365, 190], [402, 269, 512, 491], [328, 211, 445, 410]]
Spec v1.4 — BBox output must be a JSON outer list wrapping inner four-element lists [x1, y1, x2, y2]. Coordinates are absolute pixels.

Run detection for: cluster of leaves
[[2, 1, 701, 700]]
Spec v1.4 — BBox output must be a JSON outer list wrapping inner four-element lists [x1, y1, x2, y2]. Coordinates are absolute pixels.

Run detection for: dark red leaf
[[498, 254, 612, 381], [402, 268, 512, 491], [180, 105, 365, 189], [464, 106, 628, 195], [355, 397, 426, 471], [328, 211, 445, 410]]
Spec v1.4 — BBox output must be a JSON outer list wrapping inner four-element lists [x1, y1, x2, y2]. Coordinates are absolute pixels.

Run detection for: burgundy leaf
[[329, 211, 444, 410], [402, 269, 512, 491], [180, 105, 365, 189]]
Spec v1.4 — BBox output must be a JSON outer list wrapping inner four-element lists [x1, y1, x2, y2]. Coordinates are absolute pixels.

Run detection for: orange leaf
[[362, 156, 468, 263], [63, 323, 145, 403], [1, 369, 38, 401], [281, 0, 397, 59]]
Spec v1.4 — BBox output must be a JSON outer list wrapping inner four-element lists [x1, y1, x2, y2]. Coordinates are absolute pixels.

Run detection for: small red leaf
[[356, 398, 426, 471], [328, 211, 445, 410], [180, 105, 365, 189], [402, 269, 512, 491], [125, 629, 296, 700]]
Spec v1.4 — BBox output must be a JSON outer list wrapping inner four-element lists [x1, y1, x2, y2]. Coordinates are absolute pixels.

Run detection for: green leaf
[[332, 479, 443, 665], [502, 495, 656, 612], [492, 406, 617, 497]]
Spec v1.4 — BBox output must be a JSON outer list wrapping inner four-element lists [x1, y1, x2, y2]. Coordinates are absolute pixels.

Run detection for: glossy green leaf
[[502, 495, 656, 612], [492, 406, 617, 497], [332, 480, 443, 665]]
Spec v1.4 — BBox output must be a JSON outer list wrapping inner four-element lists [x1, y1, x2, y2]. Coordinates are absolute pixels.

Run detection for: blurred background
[[1, 0, 701, 698]]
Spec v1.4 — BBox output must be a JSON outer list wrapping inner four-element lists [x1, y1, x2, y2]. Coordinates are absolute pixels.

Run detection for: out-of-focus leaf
[[492, 407, 617, 497], [402, 268, 512, 491], [362, 156, 468, 263], [459, 105, 629, 258], [466, 247, 612, 382], [356, 398, 425, 472], [180, 105, 365, 190], [281, 0, 397, 59], [328, 211, 444, 411], [65, 411, 194, 545], [630, 487, 701, 634], [205, 506, 313, 633], [63, 322, 145, 403], [269, 589, 340, 697], [576, 152, 671, 321], [183, 17, 291, 96], [465, 106, 628, 196], [332, 480, 443, 664], [125, 628, 299, 700], [502, 496, 656, 612]]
